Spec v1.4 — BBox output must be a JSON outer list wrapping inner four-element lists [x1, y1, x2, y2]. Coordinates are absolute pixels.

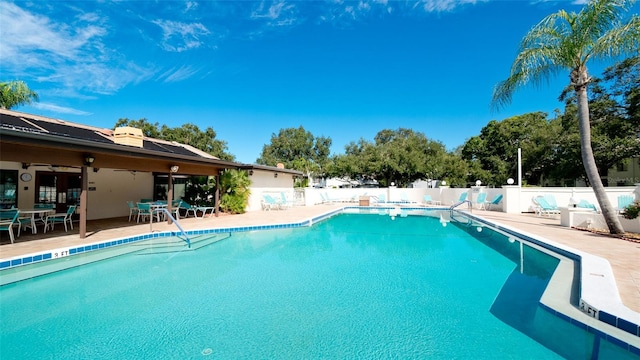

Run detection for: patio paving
[[1, 205, 638, 314]]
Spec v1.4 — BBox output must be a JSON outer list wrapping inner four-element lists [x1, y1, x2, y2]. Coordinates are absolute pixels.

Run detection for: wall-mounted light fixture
[[249, 170, 254, 176], [274, 173, 278, 178], [84, 155, 95, 166], [170, 165, 180, 173], [21, 162, 31, 169], [93, 168, 100, 173]]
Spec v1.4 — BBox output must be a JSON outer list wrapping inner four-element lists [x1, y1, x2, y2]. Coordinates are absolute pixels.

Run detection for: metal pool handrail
[[449, 200, 472, 211], [151, 208, 191, 248]]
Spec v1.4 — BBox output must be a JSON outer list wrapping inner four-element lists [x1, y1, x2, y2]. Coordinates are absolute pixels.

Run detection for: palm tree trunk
[[575, 69, 624, 234]]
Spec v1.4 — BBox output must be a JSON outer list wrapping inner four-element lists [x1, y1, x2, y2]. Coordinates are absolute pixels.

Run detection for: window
[[0, 170, 18, 209], [617, 160, 629, 172], [153, 174, 188, 201]]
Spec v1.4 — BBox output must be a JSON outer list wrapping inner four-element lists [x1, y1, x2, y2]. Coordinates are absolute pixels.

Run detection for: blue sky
[[2, 0, 636, 164]]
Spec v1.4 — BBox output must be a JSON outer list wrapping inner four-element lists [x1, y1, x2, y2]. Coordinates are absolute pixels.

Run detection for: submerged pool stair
[[133, 233, 231, 255]]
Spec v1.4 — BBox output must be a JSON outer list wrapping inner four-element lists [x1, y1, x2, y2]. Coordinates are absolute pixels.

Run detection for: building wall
[[247, 170, 297, 211], [1, 161, 155, 220], [86, 169, 153, 219], [607, 158, 640, 186]]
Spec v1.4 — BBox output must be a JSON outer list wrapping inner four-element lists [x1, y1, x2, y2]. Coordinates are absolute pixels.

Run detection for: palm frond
[[592, 15, 640, 59]]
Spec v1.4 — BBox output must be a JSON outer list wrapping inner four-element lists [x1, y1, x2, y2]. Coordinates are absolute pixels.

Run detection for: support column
[[167, 171, 174, 224], [80, 166, 88, 238], [215, 174, 220, 217]]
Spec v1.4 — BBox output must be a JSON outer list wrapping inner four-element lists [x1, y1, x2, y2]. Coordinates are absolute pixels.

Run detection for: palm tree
[[492, 0, 639, 234], [0, 80, 39, 109]]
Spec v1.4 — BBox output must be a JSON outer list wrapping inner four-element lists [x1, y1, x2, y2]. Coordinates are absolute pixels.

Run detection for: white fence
[[290, 185, 639, 214]]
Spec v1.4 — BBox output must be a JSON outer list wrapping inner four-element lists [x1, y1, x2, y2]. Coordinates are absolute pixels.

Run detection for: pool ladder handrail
[[449, 200, 472, 212], [151, 208, 191, 248]]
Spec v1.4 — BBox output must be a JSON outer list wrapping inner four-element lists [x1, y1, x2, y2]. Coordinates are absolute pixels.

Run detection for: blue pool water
[[0, 212, 637, 359]]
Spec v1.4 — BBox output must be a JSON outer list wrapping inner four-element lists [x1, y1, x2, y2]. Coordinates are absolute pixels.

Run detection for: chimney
[[113, 126, 144, 147]]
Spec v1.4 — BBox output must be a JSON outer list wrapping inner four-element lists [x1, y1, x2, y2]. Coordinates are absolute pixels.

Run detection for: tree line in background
[[258, 56, 639, 189]]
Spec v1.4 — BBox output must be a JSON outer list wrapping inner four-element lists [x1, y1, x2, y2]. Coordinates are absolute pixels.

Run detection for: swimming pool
[[0, 210, 638, 359]]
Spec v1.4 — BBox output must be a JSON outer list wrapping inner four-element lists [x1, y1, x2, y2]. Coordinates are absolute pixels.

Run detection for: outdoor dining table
[[19, 208, 55, 234]]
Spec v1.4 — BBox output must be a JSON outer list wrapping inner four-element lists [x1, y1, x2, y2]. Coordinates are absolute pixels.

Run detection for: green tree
[[330, 129, 448, 188], [462, 112, 559, 186], [554, 68, 640, 185], [0, 80, 39, 109], [115, 118, 234, 161], [492, 0, 639, 234], [257, 126, 332, 179], [603, 56, 639, 122]]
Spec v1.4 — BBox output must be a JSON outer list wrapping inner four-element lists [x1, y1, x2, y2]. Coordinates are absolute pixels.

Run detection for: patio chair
[[170, 200, 182, 219], [486, 194, 503, 211], [45, 205, 76, 232], [452, 192, 467, 205], [532, 196, 560, 218], [617, 195, 634, 213], [474, 192, 488, 210], [0, 209, 21, 243], [136, 202, 161, 223], [126, 201, 138, 222]]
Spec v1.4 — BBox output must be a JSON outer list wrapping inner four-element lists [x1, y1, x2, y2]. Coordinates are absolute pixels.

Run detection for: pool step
[[135, 233, 231, 255]]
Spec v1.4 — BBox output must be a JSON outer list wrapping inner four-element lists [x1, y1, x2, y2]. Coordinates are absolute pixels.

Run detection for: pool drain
[[201, 348, 213, 356]]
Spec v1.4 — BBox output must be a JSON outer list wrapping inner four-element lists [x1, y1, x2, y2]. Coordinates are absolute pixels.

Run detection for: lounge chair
[[0, 209, 21, 243], [617, 195, 634, 213], [474, 192, 488, 210], [319, 192, 332, 204], [576, 199, 598, 212], [45, 205, 76, 232], [533, 196, 560, 218], [375, 194, 387, 204], [177, 201, 214, 218], [543, 194, 559, 209], [423, 195, 433, 205], [400, 193, 415, 203], [280, 192, 294, 208], [486, 194, 503, 211], [262, 194, 282, 210]]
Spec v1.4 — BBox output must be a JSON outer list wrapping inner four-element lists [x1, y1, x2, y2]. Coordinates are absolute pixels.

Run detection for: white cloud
[[158, 65, 202, 83], [0, 2, 154, 97], [416, 0, 481, 13], [251, 1, 299, 27], [32, 102, 92, 116], [152, 19, 211, 52]]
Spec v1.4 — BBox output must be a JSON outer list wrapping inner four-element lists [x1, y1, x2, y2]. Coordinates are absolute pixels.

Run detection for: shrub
[[219, 169, 251, 214], [622, 201, 640, 219]]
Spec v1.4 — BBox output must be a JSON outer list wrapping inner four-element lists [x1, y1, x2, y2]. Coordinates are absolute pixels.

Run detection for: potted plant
[[619, 201, 640, 233]]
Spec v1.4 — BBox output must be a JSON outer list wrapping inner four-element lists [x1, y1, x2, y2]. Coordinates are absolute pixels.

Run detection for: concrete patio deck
[[1, 205, 638, 314]]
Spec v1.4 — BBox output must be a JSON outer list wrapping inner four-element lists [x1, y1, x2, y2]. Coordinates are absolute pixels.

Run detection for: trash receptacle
[[359, 196, 370, 206]]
